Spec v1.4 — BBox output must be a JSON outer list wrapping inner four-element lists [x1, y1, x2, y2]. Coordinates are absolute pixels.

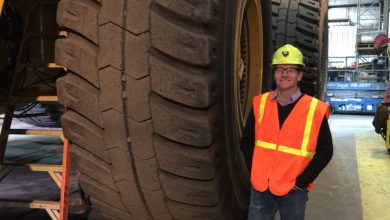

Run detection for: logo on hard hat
[[282, 51, 289, 57]]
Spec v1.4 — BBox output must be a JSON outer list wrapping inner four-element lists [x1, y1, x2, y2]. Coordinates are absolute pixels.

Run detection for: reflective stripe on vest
[[255, 140, 276, 150], [258, 92, 269, 125], [255, 96, 319, 158]]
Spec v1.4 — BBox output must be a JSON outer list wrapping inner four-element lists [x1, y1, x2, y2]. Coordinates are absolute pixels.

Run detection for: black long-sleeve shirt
[[240, 96, 333, 189]]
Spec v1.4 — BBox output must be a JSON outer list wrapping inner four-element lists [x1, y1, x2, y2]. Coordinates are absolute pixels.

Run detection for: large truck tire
[[272, 0, 328, 97], [55, 1, 270, 219]]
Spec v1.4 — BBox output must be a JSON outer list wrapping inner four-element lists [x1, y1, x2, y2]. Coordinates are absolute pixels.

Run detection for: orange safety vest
[[251, 92, 329, 196]]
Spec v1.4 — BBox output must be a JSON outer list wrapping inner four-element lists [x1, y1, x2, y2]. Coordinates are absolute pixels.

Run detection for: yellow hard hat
[[272, 44, 305, 67]]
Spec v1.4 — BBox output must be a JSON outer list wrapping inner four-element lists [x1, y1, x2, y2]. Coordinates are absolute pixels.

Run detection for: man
[[242, 44, 333, 220]]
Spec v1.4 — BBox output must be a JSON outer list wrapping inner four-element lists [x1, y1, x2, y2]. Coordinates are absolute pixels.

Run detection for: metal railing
[[328, 56, 390, 83]]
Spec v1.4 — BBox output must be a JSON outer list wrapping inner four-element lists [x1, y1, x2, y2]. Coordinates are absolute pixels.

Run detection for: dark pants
[[247, 187, 308, 220]]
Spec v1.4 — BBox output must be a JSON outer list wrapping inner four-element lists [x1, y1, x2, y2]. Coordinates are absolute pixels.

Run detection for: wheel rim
[[239, 16, 249, 113], [227, 0, 264, 208], [234, 0, 263, 135]]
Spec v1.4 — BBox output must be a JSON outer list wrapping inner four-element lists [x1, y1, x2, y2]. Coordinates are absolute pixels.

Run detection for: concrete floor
[[306, 114, 390, 220], [0, 115, 389, 220]]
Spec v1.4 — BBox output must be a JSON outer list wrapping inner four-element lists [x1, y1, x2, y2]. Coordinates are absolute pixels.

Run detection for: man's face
[[273, 64, 303, 91]]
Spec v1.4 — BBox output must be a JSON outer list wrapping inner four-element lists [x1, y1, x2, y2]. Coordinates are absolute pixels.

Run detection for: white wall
[[329, 26, 357, 57]]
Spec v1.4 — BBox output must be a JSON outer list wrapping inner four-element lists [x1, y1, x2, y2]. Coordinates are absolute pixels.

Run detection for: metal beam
[[383, 0, 389, 35], [328, 18, 351, 23], [0, 199, 60, 210], [329, 3, 380, 9]]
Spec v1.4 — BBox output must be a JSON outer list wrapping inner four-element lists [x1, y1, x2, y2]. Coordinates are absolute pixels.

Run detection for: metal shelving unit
[[325, 0, 390, 113], [356, 0, 389, 55]]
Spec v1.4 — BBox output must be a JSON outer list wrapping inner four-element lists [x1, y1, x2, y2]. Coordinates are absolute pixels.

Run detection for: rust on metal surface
[[36, 96, 58, 102]]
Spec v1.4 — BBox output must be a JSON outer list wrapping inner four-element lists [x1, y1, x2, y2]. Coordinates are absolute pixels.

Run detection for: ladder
[[0, 96, 70, 220]]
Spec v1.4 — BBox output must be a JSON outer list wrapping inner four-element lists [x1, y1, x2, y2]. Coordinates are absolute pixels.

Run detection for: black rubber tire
[[329, 104, 335, 115], [15, 103, 62, 127], [272, 0, 328, 97], [55, 1, 270, 219]]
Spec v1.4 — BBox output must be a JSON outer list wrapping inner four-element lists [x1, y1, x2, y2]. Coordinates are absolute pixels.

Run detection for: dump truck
[[0, 0, 328, 219]]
